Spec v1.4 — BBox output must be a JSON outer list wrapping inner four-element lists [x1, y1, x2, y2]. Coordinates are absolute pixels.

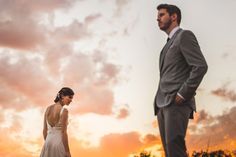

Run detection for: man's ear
[[171, 13, 177, 22]]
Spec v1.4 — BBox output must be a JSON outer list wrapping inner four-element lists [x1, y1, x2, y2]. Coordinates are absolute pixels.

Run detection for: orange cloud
[[116, 107, 129, 119], [0, 118, 162, 157], [99, 132, 142, 156], [0, 112, 33, 157], [0, 140, 32, 157], [142, 134, 161, 146], [187, 107, 236, 152], [68, 132, 162, 157], [151, 119, 158, 128]]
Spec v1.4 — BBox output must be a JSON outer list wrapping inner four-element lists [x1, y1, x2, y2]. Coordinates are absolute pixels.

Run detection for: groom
[[154, 4, 208, 157]]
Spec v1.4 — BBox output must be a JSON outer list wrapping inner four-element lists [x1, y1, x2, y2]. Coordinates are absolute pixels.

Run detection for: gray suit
[[154, 28, 207, 157]]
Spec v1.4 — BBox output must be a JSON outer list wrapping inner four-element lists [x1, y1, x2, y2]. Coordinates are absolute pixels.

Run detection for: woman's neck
[[56, 101, 64, 106]]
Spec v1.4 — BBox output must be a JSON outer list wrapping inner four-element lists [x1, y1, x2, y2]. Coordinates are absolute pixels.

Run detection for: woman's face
[[61, 95, 73, 105]]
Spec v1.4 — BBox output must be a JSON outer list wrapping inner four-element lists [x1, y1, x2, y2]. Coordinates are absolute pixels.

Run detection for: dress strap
[[60, 107, 64, 116]]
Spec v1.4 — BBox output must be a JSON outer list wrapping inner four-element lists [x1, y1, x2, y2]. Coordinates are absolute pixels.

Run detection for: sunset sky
[[1, 0, 236, 156]]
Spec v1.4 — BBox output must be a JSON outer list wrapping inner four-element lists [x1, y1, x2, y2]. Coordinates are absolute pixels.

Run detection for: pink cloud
[[115, 0, 130, 16], [0, 52, 56, 109], [0, 0, 123, 117], [0, 20, 46, 50], [60, 51, 121, 115], [85, 14, 102, 23], [0, 45, 122, 116], [0, 84, 29, 110], [50, 19, 92, 43], [0, 0, 75, 15], [212, 86, 236, 102], [0, 110, 4, 123], [43, 16, 101, 76], [43, 44, 74, 76], [0, 1, 96, 50], [0, 0, 76, 50], [74, 86, 115, 115]]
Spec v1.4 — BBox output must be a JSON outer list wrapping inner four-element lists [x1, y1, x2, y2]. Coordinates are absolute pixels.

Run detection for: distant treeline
[[134, 149, 236, 157]]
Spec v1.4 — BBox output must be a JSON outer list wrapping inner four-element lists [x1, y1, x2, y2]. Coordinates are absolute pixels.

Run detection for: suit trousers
[[157, 102, 192, 157]]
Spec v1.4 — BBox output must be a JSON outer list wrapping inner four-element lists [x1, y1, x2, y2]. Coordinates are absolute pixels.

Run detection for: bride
[[40, 87, 74, 157]]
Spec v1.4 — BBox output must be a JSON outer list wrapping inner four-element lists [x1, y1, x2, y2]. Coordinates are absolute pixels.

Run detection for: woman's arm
[[43, 107, 49, 140], [61, 109, 71, 157]]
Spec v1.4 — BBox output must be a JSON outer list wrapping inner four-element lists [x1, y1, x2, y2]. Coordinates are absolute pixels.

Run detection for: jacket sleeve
[[178, 30, 208, 100]]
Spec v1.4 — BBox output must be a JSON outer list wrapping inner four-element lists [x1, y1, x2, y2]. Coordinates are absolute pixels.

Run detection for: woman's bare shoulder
[[62, 108, 68, 114], [44, 104, 56, 115], [45, 104, 54, 111]]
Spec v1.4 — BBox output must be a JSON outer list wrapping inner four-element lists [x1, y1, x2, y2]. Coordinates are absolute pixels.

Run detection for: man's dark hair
[[157, 4, 181, 25]]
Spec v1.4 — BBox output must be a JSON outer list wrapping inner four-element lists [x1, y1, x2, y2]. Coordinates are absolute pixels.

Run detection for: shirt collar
[[168, 26, 180, 39]]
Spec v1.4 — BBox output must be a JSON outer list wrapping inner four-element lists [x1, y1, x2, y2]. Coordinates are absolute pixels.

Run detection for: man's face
[[157, 9, 172, 31]]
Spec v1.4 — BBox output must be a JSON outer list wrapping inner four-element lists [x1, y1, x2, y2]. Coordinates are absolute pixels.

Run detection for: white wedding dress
[[40, 108, 66, 157]]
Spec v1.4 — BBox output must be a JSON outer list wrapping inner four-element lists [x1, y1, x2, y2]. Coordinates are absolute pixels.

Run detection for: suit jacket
[[154, 28, 208, 116]]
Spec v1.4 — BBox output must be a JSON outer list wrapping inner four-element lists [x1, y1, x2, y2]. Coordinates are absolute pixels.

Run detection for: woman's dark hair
[[157, 4, 182, 25], [54, 87, 74, 103]]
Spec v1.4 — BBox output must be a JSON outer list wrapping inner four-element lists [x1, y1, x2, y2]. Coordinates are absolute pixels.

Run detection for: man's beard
[[160, 19, 172, 31]]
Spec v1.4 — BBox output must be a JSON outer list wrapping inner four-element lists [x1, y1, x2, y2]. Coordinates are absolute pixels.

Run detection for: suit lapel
[[159, 39, 173, 71], [159, 29, 182, 73]]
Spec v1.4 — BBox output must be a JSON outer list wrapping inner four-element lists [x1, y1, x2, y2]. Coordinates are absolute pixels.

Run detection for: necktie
[[167, 37, 170, 42]]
